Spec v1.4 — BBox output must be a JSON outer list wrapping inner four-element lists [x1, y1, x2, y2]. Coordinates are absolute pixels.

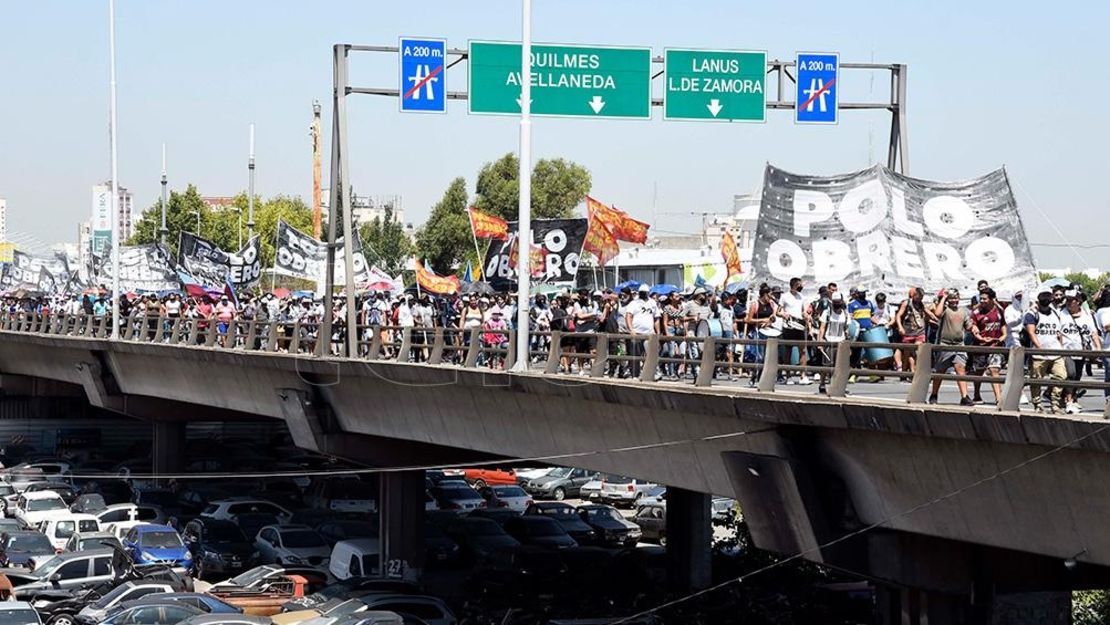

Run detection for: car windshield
[[91, 582, 136, 609], [228, 565, 280, 587], [535, 506, 574, 518], [7, 533, 52, 553], [0, 607, 39, 625], [492, 486, 526, 497], [583, 507, 620, 521], [438, 487, 481, 501], [26, 497, 65, 511], [605, 476, 633, 484], [281, 530, 326, 548], [140, 531, 182, 548], [81, 537, 120, 551], [546, 468, 572, 478], [207, 524, 248, 542], [522, 519, 564, 536]]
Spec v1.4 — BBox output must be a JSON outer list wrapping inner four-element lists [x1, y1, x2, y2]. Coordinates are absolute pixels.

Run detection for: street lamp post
[[190, 210, 200, 237], [233, 207, 243, 250], [159, 144, 168, 246]]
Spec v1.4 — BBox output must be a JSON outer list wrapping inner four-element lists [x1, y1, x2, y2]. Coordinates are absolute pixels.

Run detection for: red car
[[462, 468, 517, 488]]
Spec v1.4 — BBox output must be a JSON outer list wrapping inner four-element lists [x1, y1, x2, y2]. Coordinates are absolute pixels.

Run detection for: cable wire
[[606, 421, 1110, 624]]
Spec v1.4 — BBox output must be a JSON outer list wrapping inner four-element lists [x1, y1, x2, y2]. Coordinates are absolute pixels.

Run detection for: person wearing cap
[[1060, 289, 1101, 414], [816, 292, 851, 394], [1024, 286, 1068, 414], [846, 286, 876, 378], [625, 283, 659, 379]]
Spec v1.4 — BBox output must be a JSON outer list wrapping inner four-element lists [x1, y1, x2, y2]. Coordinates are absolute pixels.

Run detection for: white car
[[479, 485, 531, 512], [254, 524, 330, 567], [599, 476, 659, 508], [37, 513, 101, 550], [513, 467, 555, 483], [95, 503, 166, 526], [202, 498, 293, 525], [13, 491, 68, 527]]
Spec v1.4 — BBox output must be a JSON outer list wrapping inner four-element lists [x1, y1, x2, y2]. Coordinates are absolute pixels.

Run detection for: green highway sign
[[468, 41, 652, 118], [663, 49, 767, 121]]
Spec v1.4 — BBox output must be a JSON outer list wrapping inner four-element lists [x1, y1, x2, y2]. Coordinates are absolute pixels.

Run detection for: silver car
[[254, 525, 330, 567], [599, 476, 657, 508], [5, 549, 115, 598]]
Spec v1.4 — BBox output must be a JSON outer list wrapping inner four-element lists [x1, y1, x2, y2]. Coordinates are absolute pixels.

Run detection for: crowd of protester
[[4, 277, 1110, 414]]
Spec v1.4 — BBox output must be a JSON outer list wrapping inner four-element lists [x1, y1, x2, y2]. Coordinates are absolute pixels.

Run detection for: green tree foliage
[[1074, 591, 1110, 625], [359, 204, 414, 276], [128, 184, 209, 257], [1037, 271, 1110, 297], [416, 177, 470, 275], [473, 153, 591, 221]]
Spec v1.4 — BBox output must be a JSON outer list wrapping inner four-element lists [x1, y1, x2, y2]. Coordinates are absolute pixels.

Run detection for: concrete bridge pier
[[378, 470, 425, 582], [665, 487, 713, 591]]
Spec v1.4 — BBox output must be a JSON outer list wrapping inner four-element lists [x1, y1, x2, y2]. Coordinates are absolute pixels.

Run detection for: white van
[[328, 538, 380, 580], [37, 514, 101, 551]]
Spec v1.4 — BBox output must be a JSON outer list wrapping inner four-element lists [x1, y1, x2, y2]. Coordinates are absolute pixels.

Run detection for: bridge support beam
[[379, 470, 425, 582], [665, 487, 712, 591], [152, 420, 186, 478]]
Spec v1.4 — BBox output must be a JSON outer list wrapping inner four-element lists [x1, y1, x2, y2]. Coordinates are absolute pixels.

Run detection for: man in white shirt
[[624, 284, 659, 379], [779, 277, 812, 385], [1024, 287, 1067, 414]]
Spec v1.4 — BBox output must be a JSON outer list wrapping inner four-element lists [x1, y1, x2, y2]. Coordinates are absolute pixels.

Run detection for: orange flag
[[584, 206, 620, 266], [507, 236, 548, 278], [414, 259, 460, 294], [721, 231, 742, 278], [467, 207, 509, 241], [586, 196, 649, 244]]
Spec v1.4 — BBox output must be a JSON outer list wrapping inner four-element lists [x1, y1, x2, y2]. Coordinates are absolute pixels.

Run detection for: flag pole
[[467, 209, 485, 280]]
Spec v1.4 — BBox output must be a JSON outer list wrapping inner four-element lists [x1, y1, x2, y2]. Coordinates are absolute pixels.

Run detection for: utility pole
[[312, 101, 323, 240], [247, 124, 255, 241], [159, 144, 168, 246]]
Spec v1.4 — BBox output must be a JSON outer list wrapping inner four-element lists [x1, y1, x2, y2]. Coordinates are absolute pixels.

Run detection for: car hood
[[586, 517, 634, 531], [136, 546, 189, 559], [529, 476, 563, 487], [0, 568, 41, 582]]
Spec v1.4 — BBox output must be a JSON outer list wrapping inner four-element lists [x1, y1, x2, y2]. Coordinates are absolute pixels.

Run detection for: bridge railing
[[5, 311, 1108, 416]]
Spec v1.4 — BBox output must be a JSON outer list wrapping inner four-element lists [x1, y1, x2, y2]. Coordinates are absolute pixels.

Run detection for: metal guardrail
[[2, 311, 1108, 416]]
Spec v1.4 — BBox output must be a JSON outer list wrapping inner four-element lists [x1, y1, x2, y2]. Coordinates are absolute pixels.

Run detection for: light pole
[[159, 143, 168, 246], [247, 124, 255, 240], [107, 0, 121, 339], [190, 210, 200, 237], [233, 207, 243, 250], [512, 0, 532, 371]]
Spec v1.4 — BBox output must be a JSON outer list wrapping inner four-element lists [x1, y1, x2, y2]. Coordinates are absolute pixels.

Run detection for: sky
[[0, 0, 1107, 270]]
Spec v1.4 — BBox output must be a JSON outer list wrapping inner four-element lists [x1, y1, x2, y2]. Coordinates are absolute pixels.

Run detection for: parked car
[[444, 517, 519, 562], [22, 483, 77, 507], [477, 485, 531, 512], [306, 479, 377, 514], [465, 508, 520, 527], [122, 524, 192, 570], [631, 503, 666, 545], [523, 502, 597, 545], [79, 481, 133, 506], [640, 485, 666, 507], [0, 531, 56, 568], [69, 494, 107, 515], [711, 497, 739, 524], [6, 549, 115, 598], [37, 515, 101, 551], [179, 616, 272, 625], [315, 520, 377, 548], [97, 602, 202, 625], [283, 577, 421, 612], [74, 581, 182, 624], [95, 504, 166, 527], [600, 476, 658, 508], [428, 486, 485, 514], [521, 467, 596, 501], [64, 531, 122, 553], [0, 602, 41, 625], [202, 498, 293, 525], [130, 489, 183, 518], [577, 504, 642, 547], [329, 613, 403, 625], [113, 592, 243, 615], [0, 482, 18, 515], [13, 491, 69, 527], [254, 525, 330, 567], [579, 474, 621, 503], [512, 467, 555, 484], [181, 517, 259, 580], [232, 513, 281, 542], [461, 468, 516, 488], [355, 594, 455, 625], [502, 516, 577, 549], [207, 566, 327, 617], [327, 539, 380, 580], [0, 518, 29, 533]]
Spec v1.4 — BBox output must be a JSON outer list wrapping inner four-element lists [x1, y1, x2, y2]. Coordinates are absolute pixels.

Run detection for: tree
[[416, 177, 470, 275], [128, 184, 210, 257], [360, 204, 414, 276], [252, 195, 314, 268], [473, 153, 592, 221]]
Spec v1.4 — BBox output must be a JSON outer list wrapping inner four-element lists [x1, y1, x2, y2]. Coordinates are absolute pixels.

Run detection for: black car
[[24, 482, 78, 505], [466, 508, 520, 527], [424, 522, 461, 565], [71, 494, 107, 515], [181, 518, 259, 580], [577, 504, 642, 547], [445, 517, 519, 562], [282, 577, 421, 612], [0, 530, 55, 567], [82, 480, 133, 506], [503, 516, 577, 549], [524, 502, 598, 545]]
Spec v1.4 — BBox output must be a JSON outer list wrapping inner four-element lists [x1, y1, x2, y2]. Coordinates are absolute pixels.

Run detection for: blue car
[[122, 524, 193, 569]]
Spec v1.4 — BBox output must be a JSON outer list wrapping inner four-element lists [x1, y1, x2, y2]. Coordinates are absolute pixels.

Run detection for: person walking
[[928, 289, 973, 406], [1024, 287, 1068, 414]]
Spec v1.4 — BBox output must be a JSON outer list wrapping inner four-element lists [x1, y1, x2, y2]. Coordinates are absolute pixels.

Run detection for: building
[[91, 182, 134, 255], [351, 194, 405, 228], [700, 193, 759, 268], [201, 196, 237, 212], [0, 197, 6, 242], [77, 221, 92, 276]]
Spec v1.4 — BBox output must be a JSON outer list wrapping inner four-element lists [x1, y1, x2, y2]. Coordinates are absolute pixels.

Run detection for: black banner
[[273, 220, 370, 285], [751, 164, 1039, 297], [483, 218, 587, 291], [179, 232, 262, 290], [95, 244, 179, 293]]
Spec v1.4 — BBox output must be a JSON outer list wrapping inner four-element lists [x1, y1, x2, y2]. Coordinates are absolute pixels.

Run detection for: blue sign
[[795, 53, 838, 124], [399, 37, 447, 113]]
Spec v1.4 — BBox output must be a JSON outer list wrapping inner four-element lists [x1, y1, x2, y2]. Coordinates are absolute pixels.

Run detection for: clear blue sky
[[1, 0, 1106, 269]]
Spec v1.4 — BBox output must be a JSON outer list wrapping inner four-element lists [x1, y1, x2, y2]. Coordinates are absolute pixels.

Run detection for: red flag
[[721, 231, 742, 278], [414, 259, 460, 294], [507, 236, 548, 278], [584, 205, 620, 266], [586, 196, 649, 244], [468, 207, 509, 241]]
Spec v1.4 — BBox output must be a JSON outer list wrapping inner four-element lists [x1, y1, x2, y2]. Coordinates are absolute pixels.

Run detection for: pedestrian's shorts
[[933, 349, 968, 372]]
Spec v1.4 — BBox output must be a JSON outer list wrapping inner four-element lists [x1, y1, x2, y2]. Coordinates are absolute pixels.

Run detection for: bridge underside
[[4, 332, 1110, 606]]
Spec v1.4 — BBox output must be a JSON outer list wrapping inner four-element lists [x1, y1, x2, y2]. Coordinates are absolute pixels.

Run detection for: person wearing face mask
[[779, 277, 811, 385], [744, 285, 779, 387], [1024, 287, 1068, 414], [817, 292, 851, 394], [928, 289, 973, 406], [1060, 289, 1101, 414], [624, 284, 659, 379]]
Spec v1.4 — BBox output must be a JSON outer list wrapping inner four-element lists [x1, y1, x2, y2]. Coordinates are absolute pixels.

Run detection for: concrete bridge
[[2, 311, 1108, 623]]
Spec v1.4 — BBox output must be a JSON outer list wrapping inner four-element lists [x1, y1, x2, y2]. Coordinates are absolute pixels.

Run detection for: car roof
[[102, 503, 138, 510], [73, 531, 117, 539], [334, 538, 379, 550], [20, 490, 64, 499], [45, 548, 114, 560], [1, 602, 35, 610], [134, 524, 176, 534], [531, 501, 573, 509]]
